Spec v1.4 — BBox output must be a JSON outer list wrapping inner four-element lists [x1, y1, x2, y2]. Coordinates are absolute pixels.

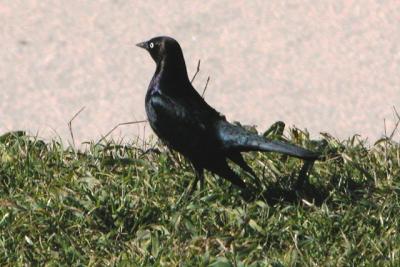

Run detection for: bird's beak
[[136, 41, 148, 50]]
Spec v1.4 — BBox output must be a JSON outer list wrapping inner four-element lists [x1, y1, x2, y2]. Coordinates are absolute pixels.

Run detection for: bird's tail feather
[[242, 136, 318, 160], [218, 122, 319, 160]]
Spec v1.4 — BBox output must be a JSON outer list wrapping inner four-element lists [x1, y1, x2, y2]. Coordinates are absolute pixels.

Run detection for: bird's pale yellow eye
[[149, 42, 154, 49]]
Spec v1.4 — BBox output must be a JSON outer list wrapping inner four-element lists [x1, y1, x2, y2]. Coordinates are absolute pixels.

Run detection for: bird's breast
[[148, 84, 161, 97]]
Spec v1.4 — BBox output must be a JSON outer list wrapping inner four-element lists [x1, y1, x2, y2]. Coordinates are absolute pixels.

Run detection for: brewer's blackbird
[[137, 36, 319, 196]]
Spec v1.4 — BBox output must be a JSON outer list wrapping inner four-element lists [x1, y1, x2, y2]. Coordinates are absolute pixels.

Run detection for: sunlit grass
[[0, 127, 399, 266]]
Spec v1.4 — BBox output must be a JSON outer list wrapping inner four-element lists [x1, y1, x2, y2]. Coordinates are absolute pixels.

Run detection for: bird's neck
[[155, 56, 190, 87]]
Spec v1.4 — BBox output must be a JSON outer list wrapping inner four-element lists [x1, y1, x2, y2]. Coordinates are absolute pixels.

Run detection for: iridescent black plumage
[[137, 36, 319, 196]]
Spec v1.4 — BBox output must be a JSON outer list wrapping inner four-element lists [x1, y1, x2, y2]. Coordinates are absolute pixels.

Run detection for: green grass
[[0, 127, 399, 266]]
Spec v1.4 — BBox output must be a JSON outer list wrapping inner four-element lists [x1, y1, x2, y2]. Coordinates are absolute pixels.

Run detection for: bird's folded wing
[[216, 121, 319, 160], [149, 93, 210, 134]]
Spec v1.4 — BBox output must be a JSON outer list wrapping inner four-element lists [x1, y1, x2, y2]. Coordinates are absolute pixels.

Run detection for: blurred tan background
[[1, 0, 399, 144]]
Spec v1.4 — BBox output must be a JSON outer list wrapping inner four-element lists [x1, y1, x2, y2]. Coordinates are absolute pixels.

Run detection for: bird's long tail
[[217, 121, 319, 160]]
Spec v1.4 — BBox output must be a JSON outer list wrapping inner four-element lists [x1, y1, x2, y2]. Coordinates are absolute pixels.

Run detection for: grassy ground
[[0, 126, 399, 266]]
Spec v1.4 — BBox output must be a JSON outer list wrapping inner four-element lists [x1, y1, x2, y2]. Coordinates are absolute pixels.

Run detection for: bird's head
[[136, 36, 183, 65]]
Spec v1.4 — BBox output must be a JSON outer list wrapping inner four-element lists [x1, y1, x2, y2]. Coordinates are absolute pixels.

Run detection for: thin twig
[[97, 120, 148, 145], [384, 118, 387, 138], [201, 76, 210, 98], [389, 106, 400, 140], [394, 106, 400, 120], [68, 106, 86, 147], [190, 60, 201, 83]]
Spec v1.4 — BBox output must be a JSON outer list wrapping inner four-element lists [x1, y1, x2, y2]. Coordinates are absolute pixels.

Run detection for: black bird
[[137, 36, 319, 196]]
